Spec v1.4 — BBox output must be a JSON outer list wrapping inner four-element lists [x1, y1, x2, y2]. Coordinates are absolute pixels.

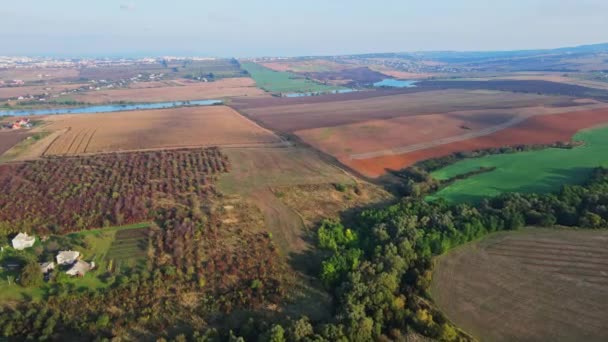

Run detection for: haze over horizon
[[2, 0, 608, 57]]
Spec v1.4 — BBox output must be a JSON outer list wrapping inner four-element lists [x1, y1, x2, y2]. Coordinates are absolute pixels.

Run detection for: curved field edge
[[347, 107, 608, 178], [430, 228, 608, 342], [426, 124, 608, 203]]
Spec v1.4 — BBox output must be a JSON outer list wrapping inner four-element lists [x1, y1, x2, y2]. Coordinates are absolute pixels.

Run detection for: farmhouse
[[11, 233, 35, 250], [56, 250, 80, 265], [39, 261, 55, 274], [66, 260, 94, 277], [3, 118, 31, 130]]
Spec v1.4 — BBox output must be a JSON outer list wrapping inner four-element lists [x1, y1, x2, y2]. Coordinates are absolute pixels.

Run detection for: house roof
[[66, 260, 92, 276], [56, 250, 80, 264]]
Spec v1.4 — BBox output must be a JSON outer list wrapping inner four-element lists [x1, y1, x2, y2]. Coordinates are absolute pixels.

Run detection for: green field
[[427, 125, 608, 203], [241, 61, 344, 94]]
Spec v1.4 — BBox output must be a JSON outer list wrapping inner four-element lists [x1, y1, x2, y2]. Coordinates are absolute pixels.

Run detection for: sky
[[1, 0, 608, 57]]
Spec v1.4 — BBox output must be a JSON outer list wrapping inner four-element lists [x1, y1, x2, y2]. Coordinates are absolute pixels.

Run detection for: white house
[[66, 260, 94, 277], [12, 233, 35, 250], [39, 261, 55, 274], [56, 251, 80, 265]]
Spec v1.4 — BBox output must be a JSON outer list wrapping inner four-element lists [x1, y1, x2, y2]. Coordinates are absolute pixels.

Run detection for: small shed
[[12, 233, 35, 250], [66, 260, 94, 277], [39, 261, 55, 274], [56, 251, 80, 265]]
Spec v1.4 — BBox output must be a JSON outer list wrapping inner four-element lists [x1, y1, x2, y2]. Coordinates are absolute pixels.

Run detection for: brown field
[[260, 59, 351, 73], [70, 77, 267, 103], [297, 110, 520, 157], [0, 68, 79, 82], [465, 73, 608, 91], [302, 67, 387, 86], [348, 107, 608, 177], [0, 83, 87, 100], [42, 106, 281, 155], [431, 228, 608, 342], [0, 131, 32, 155], [234, 89, 580, 132]]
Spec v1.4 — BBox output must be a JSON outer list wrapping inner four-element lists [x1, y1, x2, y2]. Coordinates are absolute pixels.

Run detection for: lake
[[373, 79, 418, 88], [0, 99, 223, 116]]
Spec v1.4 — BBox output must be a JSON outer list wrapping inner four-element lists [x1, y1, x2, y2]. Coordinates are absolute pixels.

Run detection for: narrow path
[[249, 188, 308, 255]]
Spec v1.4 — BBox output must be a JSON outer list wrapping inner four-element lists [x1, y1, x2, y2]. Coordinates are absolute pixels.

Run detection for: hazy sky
[[2, 0, 607, 57]]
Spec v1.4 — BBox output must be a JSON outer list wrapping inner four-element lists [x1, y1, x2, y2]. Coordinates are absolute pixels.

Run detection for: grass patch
[[241, 62, 343, 94], [427, 125, 608, 203]]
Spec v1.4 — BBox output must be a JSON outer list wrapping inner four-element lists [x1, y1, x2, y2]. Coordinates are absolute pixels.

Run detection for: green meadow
[[241, 61, 344, 94], [427, 125, 608, 203]]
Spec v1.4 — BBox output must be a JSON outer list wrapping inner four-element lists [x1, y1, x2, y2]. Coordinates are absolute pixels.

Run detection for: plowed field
[[349, 107, 608, 177], [432, 228, 608, 342], [235, 89, 579, 132]]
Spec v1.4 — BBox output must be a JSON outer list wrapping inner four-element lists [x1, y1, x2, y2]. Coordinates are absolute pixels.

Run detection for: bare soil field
[[0, 68, 79, 82], [301, 67, 387, 86], [0, 131, 32, 155], [457, 72, 608, 90], [234, 89, 581, 132], [418, 79, 608, 102], [70, 77, 267, 103], [260, 59, 351, 73], [42, 106, 280, 155], [0, 83, 87, 100], [296, 110, 519, 157], [348, 107, 608, 177], [431, 228, 608, 342]]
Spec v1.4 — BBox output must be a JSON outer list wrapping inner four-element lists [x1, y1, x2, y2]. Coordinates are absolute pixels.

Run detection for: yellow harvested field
[[42, 106, 281, 155], [70, 77, 267, 103]]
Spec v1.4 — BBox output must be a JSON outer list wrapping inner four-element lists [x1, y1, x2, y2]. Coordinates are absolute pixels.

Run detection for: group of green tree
[[302, 167, 608, 341]]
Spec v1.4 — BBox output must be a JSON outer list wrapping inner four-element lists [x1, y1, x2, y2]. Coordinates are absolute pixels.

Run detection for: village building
[[39, 261, 55, 274], [56, 250, 80, 265], [11, 233, 35, 250], [66, 260, 94, 277]]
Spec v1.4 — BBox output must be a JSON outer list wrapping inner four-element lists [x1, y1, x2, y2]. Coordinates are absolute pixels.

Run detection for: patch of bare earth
[[431, 228, 608, 342]]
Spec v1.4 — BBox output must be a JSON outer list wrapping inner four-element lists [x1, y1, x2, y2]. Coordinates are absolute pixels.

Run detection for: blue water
[[373, 79, 418, 88], [0, 99, 223, 116], [283, 88, 356, 98]]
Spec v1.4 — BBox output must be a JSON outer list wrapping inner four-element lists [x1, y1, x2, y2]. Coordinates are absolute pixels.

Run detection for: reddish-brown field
[[70, 77, 267, 103], [43, 106, 281, 155], [347, 107, 608, 177], [296, 110, 518, 157], [234, 89, 577, 132], [0, 131, 31, 155]]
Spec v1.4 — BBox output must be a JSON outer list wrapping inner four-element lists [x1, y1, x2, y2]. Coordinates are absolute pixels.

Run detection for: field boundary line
[[349, 114, 534, 160]]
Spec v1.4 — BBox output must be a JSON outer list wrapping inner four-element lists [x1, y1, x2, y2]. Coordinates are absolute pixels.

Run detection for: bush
[[19, 260, 43, 288]]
